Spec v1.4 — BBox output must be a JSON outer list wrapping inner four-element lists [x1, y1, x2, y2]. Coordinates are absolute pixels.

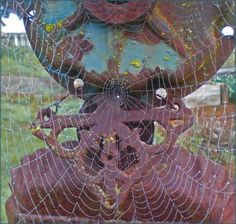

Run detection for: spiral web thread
[[1, 0, 235, 223]]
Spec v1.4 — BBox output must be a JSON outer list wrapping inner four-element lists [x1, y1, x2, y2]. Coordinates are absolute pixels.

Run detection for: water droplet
[[222, 26, 234, 37], [73, 78, 84, 89]]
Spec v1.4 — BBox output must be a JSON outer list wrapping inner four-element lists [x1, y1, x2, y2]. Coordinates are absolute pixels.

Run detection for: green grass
[[1, 46, 48, 77], [154, 122, 235, 171], [153, 121, 235, 170], [177, 132, 235, 170]]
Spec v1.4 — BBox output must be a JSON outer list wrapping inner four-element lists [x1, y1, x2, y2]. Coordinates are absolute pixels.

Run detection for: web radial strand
[[1, 0, 235, 223]]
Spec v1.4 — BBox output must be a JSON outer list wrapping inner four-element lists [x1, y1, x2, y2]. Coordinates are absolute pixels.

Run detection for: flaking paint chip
[[163, 56, 170, 61], [130, 59, 142, 68], [44, 24, 54, 32]]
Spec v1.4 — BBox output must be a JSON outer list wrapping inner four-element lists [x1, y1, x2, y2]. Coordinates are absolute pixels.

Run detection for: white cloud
[[2, 13, 26, 33]]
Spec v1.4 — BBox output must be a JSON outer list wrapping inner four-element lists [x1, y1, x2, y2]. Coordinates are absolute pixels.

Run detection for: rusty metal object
[[6, 93, 235, 223], [30, 94, 193, 159], [5, 1, 235, 223], [6, 146, 235, 223], [29, 93, 193, 209], [15, 0, 235, 100], [83, 0, 152, 24]]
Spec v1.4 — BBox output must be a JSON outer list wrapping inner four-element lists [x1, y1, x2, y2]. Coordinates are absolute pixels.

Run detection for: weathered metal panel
[[14, 0, 235, 100]]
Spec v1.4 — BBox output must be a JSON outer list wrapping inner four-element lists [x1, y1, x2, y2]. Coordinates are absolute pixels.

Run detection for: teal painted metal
[[19, 0, 235, 100], [118, 41, 180, 74], [41, 1, 78, 24], [80, 22, 181, 74]]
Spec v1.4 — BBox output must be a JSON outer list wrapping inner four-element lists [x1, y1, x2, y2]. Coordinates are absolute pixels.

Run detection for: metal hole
[[172, 104, 180, 111]]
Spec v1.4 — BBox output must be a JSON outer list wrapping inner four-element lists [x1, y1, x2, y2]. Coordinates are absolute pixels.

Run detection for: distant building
[[1, 32, 30, 47]]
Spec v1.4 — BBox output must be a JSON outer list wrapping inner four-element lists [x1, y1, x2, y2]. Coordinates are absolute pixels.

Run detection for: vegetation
[[212, 50, 236, 102], [177, 135, 234, 169], [212, 73, 236, 102], [154, 124, 235, 170], [1, 46, 48, 77]]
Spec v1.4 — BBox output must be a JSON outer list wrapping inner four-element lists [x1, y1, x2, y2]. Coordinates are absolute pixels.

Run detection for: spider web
[[1, 0, 235, 223]]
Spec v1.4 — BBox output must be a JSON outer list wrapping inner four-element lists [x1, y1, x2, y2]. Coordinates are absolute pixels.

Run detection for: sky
[[2, 13, 25, 33]]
